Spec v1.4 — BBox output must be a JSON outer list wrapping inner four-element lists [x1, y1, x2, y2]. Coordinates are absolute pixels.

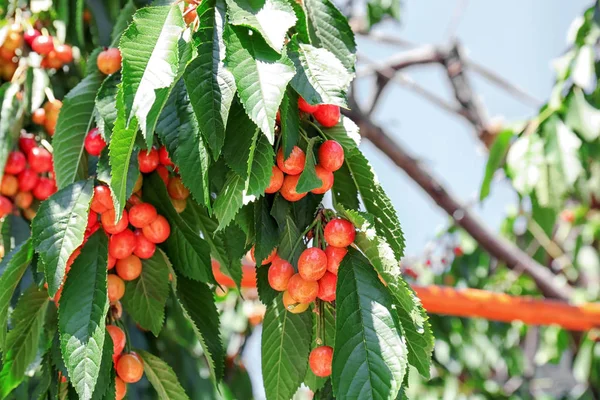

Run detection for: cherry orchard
[[0, 0, 432, 399]]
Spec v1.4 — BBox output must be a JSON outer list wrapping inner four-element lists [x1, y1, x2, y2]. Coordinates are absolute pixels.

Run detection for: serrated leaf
[[262, 295, 312, 400], [91, 331, 113, 400], [288, 40, 351, 108], [0, 239, 33, 350], [254, 197, 278, 265], [122, 250, 170, 336], [333, 248, 408, 399], [120, 4, 184, 146], [137, 350, 189, 400], [321, 115, 360, 150], [506, 132, 544, 195], [225, 0, 297, 52], [59, 231, 109, 400], [111, 0, 136, 43], [256, 265, 279, 305], [0, 286, 49, 399], [280, 88, 299, 158], [95, 72, 120, 141], [479, 129, 514, 201], [342, 209, 432, 378], [224, 25, 295, 143], [32, 180, 94, 296], [277, 215, 304, 266], [565, 87, 600, 141], [303, 303, 335, 391], [214, 172, 249, 230], [296, 137, 322, 193], [183, 0, 236, 159], [332, 162, 359, 210], [142, 173, 214, 283], [0, 83, 24, 183], [175, 276, 224, 380], [96, 151, 139, 205], [304, 0, 357, 72]]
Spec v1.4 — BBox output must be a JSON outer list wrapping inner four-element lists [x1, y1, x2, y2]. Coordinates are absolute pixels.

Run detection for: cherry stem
[[305, 120, 328, 140]]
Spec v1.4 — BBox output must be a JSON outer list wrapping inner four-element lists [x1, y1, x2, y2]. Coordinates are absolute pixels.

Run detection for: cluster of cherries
[[106, 323, 144, 400], [297, 97, 341, 128], [0, 134, 57, 219]]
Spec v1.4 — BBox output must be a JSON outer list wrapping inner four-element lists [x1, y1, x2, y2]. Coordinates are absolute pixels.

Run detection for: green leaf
[[332, 248, 408, 399], [256, 265, 279, 305], [0, 286, 49, 399], [142, 173, 214, 283], [254, 197, 279, 265], [332, 163, 359, 210], [91, 331, 114, 400], [225, 0, 297, 52], [136, 350, 189, 400], [506, 132, 544, 195], [262, 295, 312, 400], [279, 88, 299, 158], [304, 0, 357, 72], [296, 137, 322, 193], [572, 45, 595, 91], [479, 129, 514, 201], [213, 172, 248, 230], [0, 83, 24, 183], [277, 215, 304, 266], [367, 0, 400, 28], [565, 88, 600, 142], [32, 180, 94, 297], [183, 0, 236, 159], [224, 25, 296, 143], [342, 209, 433, 378], [321, 115, 361, 151], [59, 231, 109, 400], [175, 276, 225, 380], [53, 50, 103, 189], [304, 303, 335, 391], [0, 239, 33, 350], [111, 0, 136, 43], [119, 4, 184, 146], [288, 39, 351, 108], [96, 151, 139, 206], [122, 250, 170, 336], [95, 72, 120, 141], [66, 0, 85, 47]]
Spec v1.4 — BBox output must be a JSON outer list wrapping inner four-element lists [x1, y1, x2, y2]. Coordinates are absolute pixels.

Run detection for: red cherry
[[101, 209, 129, 235], [268, 258, 294, 291], [86, 211, 98, 231], [250, 246, 278, 265], [276, 146, 305, 176], [156, 165, 169, 185], [133, 230, 156, 259], [116, 353, 144, 383], [141, 215, 170, 243], [309, 346, 333, 377], [5, 151, 26, 175], [84, 128, 106, 156], [279, 174, 307, 202], [97, 48, 122, 75], [129, 203, 158, 228], [108, 254, 117, 270], [32, 108, 46, 125], [318, 140, 344, 172], [324, 246, 347, 275], [453, 247, 463, 257], [116, 255, 142, 281], [311, 165, 334, 195], [282, 290, 310, 313], [109, 229, 136, 259], [264, 165, 284, 194], [107, 325, 126, 357], [17, 168, 39, 192], [24, 29, 41, 46], [313, 105, 340, 128], [54, 44, 73, 64], [298, 97, 319, 113], [158, 146, 173, 167], [115, 377, 127, 400], [287, 273, 318, 303], [0, 195, 12, 217], [1, 175, 18, 197], [14, 191, 33, 209], [298, 248, 327, 281], [108, 274, 125, 303], [138, 148, 159, 173], [28, 147, 53, 173], [19, 134, 37, 154], [31, 35, 54, 55], [324, 218, 355, 247], [167, 177, 189, 200], [183, 5, 198, 25], [32, 177, 56, 200], [317, 271, 337, 301], [91, 185, 114, 213]]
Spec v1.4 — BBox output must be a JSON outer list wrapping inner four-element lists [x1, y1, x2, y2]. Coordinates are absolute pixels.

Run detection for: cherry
[[324, 218, 355, 247], [115, 377, 127, 400], [110, 300, 123, 319], [298, 97, 319, 113], [167, 177, 189, 200], [156, 165, 169, 185], [109, 229, 136, 259], [14, 191, 33, 209], [171, 197, 186, 213], [3, 30, 23, 52], [19, 134, 37, 154], [317, 271, 337, 302], [86, 211, 98, 231], [44, 51, 64, 69], [97, 48, 122, 75], [268, 258, 294, 291], [133, 174, 143, 193], [101, 209, 129, 235], [5, 151, 26, 175], [318, 140, 344, 172], [561, 209, 575, 223], [158, 146, 173, 167], [133, 230, 156, 259], [276, 146, 305, 176], [116, 353, 144, 383], [31, 35, 54, 55], [23, 29, 41, 47], [309, 346, 333, 377], [313, 105, 340, 128], [141, 215, 170, 243], [28, 147, 53, 173], [183, 5, 198, 25], [84, 128, 106, 156], [287, 273, 318, 303], [453, 247, 463, 257], [138, 148, 159, 173], [265, 165, 284, 194], [0, 195, 12, 217], [108, 254, 117, 270], [298, 248, 327, 281], [116, 254, 142, 281], [311, 165, 334, 195], [54, 44, 73, 64], [1, 175, 18, 197], [44, 99, 62, 115], [324, 245, 347, 275], [91, 185, 114, 213], [280, 174, 307, 202], [108, 274, 126, 303], [107, 325, 126, 357], [32, 177, 56, 200], [129, 203, 158, 228], [282, 290, 310, 314], [18, 168, 39, 192], [31, 107, 45, 125]]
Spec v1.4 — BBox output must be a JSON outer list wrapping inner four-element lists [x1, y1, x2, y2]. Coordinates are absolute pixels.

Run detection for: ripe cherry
[[324, 218, 355, 247], [287, 273, 319, 303], [265, 165, 284, 194], [171, 197, 186, 213], [298, 97, 319, 113], [107, 325, 126, 357], [324, 245, 347, 275], [183, 5, 198, 25], [167, 177, 189, 200], [31, 35, 54, 55], [138, 148, 159, 173], [282, 290, 310, 314], [298, 247, 327, 281], [280, 174, 307, 202], [110, 300, 123, 319], [5, 151, 26, 175], [109, 229, 136, 259], [129, 203, 158, 228], [313, 105, 340, 128], [1, 175, 18, 197], [19, 134, 37, 154], [250, 246, 278, 265], [141, 215, 170, 243], [17, 169, 37, 192], [44, 51, 64, 69], [158, 146, 173, 167], [32, 177, 56, 200], [132, 174, 143, 193], [97, 48, 122, 75], [108, 274, 126, 303], [54, 44, 73, 64], [276, 146, 305, 175], [24, 29, 41, 47], [156, 165, 169, 185], [268, 258, 294, 291], [317, 271, 337, 302], [44, 99, 62, 115], [311, 165, 334, 195], [101, 209, 129, 235], [91, 185, 114, 213], [318, 140, 344, 172], [116, 353, 144, 383], [309, 346, 333, 377], [116, 255, 142, 281], [14, 191, 33, 209], [28, 147, 53, 173], [84, 128, 106, 156], [115, 377, 127, 400], [86, 211, 98, 231], [32, 108, 46, 125], [108, 254, 117, 270], [453, 246, 463, 257], [0, 195, 12, 217], [133, 230, 156, 259]]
